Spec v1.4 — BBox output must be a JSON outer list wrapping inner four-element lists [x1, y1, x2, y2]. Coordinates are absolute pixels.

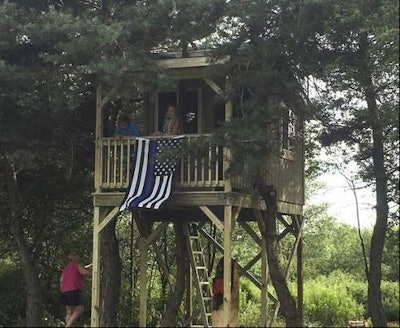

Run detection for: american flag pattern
[[119, 136, 183, 211]]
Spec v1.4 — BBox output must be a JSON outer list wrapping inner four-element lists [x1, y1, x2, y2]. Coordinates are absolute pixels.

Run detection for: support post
[[139, 237, 149, 327], [94, 87, 103, 193], [224, 76, 233, 194], [261, 232, 268, 327], [297, 215, 304, 326], [222, 205, 233, 326], [186, 266, 193, 325], [91, 207, 101, 327]]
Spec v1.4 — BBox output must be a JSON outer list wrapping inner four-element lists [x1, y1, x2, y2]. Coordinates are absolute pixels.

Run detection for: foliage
[[312, 0, 399, 324], [0, 259, 25, 326], [381, 281, 400, 322], [382, 226, 400, 281], [303, 202, 372, 280], [303, 272, 364, 327], [0, 0, 398, 326], [315, 0, 399, 221]]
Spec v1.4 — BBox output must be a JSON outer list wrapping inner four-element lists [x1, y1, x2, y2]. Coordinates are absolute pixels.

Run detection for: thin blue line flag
[[119, 136, 184, 211]]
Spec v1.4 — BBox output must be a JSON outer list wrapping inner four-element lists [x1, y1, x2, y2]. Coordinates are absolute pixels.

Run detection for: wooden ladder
[[185, 223, 213, 328]]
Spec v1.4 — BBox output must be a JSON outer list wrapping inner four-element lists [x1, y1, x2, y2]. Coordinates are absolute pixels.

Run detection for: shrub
[[304, 275, 364, 327], [381, 281, 400, 322]]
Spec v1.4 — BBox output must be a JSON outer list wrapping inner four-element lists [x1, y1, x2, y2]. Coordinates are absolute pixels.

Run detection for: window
[[281, 108, 297, 153], [157, 89, 200, 134]]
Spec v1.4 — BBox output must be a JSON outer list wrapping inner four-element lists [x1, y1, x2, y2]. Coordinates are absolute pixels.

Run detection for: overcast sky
[[310, 171, 376, 229]]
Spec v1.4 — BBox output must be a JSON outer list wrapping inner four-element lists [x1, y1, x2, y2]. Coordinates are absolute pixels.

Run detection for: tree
[[0, 2, 95, 325], [206, 0, 328, 325], [0, 0, 230, 324], [314, 0, 399, 325]]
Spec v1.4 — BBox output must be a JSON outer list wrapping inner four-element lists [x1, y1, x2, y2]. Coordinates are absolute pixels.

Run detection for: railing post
[[224, 76, 233, 193], [94, 87, 103, 193]]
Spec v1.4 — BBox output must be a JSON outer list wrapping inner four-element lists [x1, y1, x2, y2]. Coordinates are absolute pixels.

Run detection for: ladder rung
[[193, 251, 202, 254], [203, 297, 212, 301], [196, 266, 206, 270], [199, 281, 210, 285]]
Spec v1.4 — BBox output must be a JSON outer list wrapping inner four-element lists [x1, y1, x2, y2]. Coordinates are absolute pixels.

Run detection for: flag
[[119, 136, 184, 211]]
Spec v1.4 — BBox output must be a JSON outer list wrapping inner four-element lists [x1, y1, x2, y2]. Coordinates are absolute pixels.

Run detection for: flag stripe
[[138, 175, 162, 207], [119, 136, 183, 211], [146, 175, 171, 209], [153, 175, 173, 209], [120, 138, 149, 211]]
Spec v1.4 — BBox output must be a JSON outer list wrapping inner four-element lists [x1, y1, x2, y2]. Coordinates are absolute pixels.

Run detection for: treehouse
[[91, 50, 305, 327]]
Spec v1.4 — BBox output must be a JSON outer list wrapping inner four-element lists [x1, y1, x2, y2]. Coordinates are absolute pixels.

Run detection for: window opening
[[281, 108, 297, 152], [157, 89, 199, 134]]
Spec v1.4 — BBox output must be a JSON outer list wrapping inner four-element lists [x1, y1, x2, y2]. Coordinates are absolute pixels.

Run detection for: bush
[[0, 261, 25, 327], [304, 274, 364, 327], [239, 279, 261, 327], [381, 281, 400, 322]]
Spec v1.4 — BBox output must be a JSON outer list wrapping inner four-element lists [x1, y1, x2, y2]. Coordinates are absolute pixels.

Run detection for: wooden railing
[[96, 135, 241, 191]]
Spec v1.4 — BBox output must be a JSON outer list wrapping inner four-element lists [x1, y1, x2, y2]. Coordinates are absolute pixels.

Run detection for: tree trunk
[[100, 219, 122, 327], [365, 80, 388, 327], [160, 222, 188, 327], [359, 33, 389, 327], [257, 181, 302, 327], [2, 150, 43, 327]]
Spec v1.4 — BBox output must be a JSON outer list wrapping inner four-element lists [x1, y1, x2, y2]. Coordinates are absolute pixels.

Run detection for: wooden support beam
[[139, 237, 149, 327], [232, 205, 242, 226], [222, 205, 233, 326], [144, 222, 169, 247], [261, 231, 268, 327], [99, 86, 118, 109], [270, 215, 305, 326], [157, 56, 211, 69], [277, 223, 295, 242], [241, 252, 262, 273], [199, 224, 264, 287], [152, 244, 173, 286], [224, 77, 233, 194], [296, 215, 304, 325], [277, 213, 291, 228], [94, 87, 103, 193], [199, 206, 224, 232], [186, 266, 193, 326], [240, 221, 262, 246], [97, 207, 120, 232], [90, 207, 101, 327], [203, 78, 223, 95], [199, 226, 224, 252]]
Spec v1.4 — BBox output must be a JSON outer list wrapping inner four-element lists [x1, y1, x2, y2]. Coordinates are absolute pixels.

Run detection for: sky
[[306, 148, 377, 229], [309, 171, 376, 229]]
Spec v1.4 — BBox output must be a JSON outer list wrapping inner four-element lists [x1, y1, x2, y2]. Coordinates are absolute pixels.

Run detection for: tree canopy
[[0, 0, 398, 326]]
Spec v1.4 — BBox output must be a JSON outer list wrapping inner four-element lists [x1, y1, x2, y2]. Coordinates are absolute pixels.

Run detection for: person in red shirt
[[60, 252, 91, 327]]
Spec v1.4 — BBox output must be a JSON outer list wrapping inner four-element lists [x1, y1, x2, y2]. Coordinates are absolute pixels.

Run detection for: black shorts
[[60, 289, 83, 306]]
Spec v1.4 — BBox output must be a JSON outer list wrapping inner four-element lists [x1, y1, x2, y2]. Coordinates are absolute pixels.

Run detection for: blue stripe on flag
[[119, 136, 183, 211]]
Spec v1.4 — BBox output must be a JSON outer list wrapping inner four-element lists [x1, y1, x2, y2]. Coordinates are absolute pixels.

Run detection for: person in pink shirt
[[60, 252, 92, 327]]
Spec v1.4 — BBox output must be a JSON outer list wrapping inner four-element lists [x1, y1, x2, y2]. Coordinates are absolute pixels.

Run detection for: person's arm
[[77, 263, 92, 278], [60, 273, 63, 289]]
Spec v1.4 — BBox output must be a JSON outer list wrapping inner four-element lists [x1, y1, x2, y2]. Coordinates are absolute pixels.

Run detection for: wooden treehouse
[[91, 51, 305, 327]]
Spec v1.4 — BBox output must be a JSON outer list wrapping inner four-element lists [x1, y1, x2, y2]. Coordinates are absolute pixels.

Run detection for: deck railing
[[96, 135, 247, 191]]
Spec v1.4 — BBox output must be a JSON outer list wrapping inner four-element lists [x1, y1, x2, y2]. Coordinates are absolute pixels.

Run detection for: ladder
[[185, 223, 213, 328]]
